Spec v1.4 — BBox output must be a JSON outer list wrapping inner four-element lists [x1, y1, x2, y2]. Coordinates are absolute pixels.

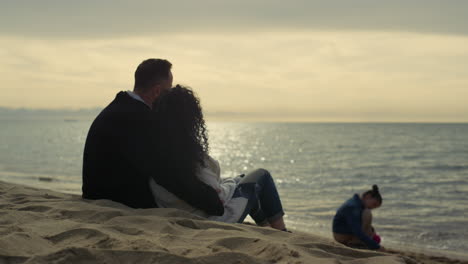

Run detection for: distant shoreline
[[1, 107, 468, 123]]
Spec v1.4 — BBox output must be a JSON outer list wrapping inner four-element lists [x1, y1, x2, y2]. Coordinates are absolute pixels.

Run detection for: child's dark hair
[[362, 185, 383, 204]]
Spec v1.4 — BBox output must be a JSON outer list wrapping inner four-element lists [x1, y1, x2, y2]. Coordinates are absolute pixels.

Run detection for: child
[[332, 185, 384, 251]]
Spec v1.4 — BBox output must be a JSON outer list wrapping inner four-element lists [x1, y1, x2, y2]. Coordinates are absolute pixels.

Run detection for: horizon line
[[1, 106, 467, 123]]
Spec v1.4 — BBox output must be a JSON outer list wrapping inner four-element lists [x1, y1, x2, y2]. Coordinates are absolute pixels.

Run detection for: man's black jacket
[[82, 92, 224, 215]]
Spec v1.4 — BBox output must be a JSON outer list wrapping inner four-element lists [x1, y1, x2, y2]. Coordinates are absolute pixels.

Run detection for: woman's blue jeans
[[235, 169, 285, 225]]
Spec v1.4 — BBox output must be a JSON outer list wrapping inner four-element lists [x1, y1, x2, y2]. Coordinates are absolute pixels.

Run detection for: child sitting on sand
[[332, 185, 384, 251]]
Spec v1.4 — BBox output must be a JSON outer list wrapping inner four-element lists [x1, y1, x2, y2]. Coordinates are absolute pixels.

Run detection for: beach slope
[[0, 181, 428, 263]]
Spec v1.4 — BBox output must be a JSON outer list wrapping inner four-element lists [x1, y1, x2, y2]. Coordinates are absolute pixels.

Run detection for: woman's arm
[[153, 164, 224, 216], [172, 175, 225, 215], [198, 156, 238, 204], [205, 155, 221, 180]]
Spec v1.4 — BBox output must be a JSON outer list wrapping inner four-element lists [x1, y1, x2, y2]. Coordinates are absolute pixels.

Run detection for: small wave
[[0, 171, 81, 194], [416, 231, 461, 241], [401, 154, 422, 160], [39, 177, 54, 182], [422, 165, 468, 171]]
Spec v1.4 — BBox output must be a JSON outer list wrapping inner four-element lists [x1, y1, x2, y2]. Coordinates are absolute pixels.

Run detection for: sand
[[0, 181, 466, 264]]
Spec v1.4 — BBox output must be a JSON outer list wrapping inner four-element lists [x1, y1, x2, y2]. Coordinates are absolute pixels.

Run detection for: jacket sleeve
[[170, 171, 224, 216], [206, 156, 221, 180], [345, 207, 380, 250], [197, 159, 236, 204]]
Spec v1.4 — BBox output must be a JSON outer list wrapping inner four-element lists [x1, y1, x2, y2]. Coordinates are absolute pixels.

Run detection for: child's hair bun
[[372, 185, 379, 193]]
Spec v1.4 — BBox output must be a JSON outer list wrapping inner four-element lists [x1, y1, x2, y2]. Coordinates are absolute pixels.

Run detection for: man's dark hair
[[134, 59, 172, 91]]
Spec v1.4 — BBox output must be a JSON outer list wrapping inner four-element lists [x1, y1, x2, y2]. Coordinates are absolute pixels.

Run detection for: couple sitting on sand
[[82, 58, 384, 250], [82, 58, 287, 231]]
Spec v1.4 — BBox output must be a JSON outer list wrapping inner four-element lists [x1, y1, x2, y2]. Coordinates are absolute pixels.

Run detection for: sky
[[1, 0, 468, 122]]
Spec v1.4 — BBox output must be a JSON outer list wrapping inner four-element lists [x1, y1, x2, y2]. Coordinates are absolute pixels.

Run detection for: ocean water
[[1, 117, 467, 254]]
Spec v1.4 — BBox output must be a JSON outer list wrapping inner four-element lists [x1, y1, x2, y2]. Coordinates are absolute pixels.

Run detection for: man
[[82, 58, 224, 215]]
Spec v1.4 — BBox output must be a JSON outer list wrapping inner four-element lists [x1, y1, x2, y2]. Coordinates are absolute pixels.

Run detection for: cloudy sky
[[1, 0, 467, 121]]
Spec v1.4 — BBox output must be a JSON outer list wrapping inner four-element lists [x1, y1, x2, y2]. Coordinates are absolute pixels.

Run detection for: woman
[[332, 185, 384, 251], [149, 85, 288, 231]]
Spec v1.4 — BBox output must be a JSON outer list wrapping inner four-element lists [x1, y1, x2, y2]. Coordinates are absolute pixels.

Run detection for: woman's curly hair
[[153, 85, 209, 176]]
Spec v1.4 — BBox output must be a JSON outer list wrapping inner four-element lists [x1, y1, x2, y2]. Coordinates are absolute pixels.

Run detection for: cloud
[[1, 30, 468, 122], [1, 1, 468, 37]]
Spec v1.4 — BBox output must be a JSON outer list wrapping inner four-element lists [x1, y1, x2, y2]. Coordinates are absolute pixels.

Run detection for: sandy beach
[[0, 181, 466, 264]]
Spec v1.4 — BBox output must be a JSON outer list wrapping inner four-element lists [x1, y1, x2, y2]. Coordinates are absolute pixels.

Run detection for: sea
[[1, 114, 467, 255]]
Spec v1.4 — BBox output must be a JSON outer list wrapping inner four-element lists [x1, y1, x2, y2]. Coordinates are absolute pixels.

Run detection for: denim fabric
[[233, 169, 285, 224]]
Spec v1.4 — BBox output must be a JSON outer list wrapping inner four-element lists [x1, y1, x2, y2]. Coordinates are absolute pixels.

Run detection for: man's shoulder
[[97, 92, 152, 119], [106, 91, 149, 112], [87, 92, 154, 136]]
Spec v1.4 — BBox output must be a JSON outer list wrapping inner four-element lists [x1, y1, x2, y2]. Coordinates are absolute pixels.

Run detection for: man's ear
[[152, 84, 163, 97]]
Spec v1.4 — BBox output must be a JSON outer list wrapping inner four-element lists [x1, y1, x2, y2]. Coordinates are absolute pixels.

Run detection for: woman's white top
[[149, 156, 248, 223]]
